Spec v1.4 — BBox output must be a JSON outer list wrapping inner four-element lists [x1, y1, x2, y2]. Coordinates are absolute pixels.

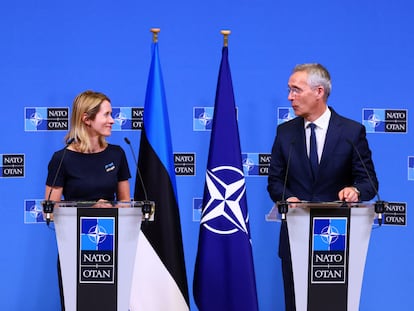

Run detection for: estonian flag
[[129, 40, 189, 311], [193, 46, 259, 310]]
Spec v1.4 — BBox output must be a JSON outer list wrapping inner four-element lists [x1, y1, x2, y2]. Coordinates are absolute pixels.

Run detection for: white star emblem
[[87, 225, 107, 246], [198, 112, 212, 127], [201, 166, 249, 235], [319, 225, 340, 245], [282, 111, 294, 121], [243, 157, 255, 173], [30, 112, 43, 127], [29, 203, 43, 219], [114, 112, 127, 126], [368, 113, 381, 128]]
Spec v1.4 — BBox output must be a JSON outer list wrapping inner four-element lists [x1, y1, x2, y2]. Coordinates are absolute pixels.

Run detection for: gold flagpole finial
[[220, 30, 231, 47], [150, 28, 161, 43]]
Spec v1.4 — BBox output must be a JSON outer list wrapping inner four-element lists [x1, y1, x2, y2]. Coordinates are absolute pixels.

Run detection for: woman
[[45, 90, 131, 203], [44, 90, 131, 310]]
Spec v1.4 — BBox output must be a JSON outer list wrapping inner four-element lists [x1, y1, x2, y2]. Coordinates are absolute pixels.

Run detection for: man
[[267, 63, 378, 310]]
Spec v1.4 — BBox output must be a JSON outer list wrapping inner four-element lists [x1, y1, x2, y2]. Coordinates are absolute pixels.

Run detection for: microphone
[[278, 140, 295, 221], [346, 138, 385, 225], [124, 137, 154, 222], [42, 137, 75, 226]]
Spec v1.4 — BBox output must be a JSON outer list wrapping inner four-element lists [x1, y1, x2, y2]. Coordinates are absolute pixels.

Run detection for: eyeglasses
[[287, 86, 303, 96]]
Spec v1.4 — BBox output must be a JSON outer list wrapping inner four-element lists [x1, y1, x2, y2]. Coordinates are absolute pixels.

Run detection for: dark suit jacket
[[267, 107, 378, 259]]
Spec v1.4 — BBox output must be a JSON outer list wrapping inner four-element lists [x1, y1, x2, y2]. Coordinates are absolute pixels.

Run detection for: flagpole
[[151, 28, 160, 42], [220, 30, 231, 47]]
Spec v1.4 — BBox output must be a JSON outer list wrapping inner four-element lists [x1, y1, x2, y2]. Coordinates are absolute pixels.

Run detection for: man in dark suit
[[267, 63, 378, 311]]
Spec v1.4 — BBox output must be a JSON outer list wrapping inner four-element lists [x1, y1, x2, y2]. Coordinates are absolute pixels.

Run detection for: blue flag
[[193, 46, 259, 311], [130, 41, 189, 311]]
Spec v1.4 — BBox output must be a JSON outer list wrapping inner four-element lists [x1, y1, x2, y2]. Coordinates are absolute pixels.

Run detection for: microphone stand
[[346, 138, 386, 226], [124, 137, 155, 223], [277, 201, 289, 222], [42, 138, 75, 226], [141, 201, 155, 222], [279, 140, 295, 221], [375, 200, 386, 226], [42, 200, 55, 226]]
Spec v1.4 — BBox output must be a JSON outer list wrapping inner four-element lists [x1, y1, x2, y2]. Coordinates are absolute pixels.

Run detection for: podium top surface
[[276, 201, 382, 209], [266, 201, 382, 222], [51, 200, 150, 208], [46, 200, 156, 222]]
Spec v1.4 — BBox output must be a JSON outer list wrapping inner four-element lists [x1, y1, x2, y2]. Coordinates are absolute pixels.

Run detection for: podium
[[267, 202, 378, 311], [48, 201, 153, 311]]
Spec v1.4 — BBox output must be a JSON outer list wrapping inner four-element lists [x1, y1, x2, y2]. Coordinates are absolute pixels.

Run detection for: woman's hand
[[93, 199, 113, 208]]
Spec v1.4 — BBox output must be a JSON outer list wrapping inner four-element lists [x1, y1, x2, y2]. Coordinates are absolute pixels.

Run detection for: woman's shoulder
[[106, 144, 127, 155], [50, 147, 67, 159], [107, 143, 122, 150]]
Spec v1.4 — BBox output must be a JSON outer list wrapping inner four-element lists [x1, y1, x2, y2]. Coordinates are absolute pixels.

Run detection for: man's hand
[[338, 187, 360, 202], [286, 196, 301, 208]]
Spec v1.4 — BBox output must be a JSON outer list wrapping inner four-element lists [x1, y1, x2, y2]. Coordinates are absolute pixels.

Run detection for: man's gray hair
[[293, 63, 331, 99]]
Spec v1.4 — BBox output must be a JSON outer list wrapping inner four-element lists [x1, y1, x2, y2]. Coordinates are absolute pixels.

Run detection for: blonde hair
[[65, 90, 110, 153]]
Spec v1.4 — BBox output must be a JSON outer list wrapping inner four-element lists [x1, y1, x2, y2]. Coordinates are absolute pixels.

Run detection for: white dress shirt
[[304, 107, 331, 163]]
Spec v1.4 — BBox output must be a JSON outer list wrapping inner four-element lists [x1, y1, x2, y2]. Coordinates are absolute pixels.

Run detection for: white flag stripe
[[129, 232, 189, 311]]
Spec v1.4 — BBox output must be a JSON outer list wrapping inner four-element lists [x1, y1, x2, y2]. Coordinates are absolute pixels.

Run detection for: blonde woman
[[44, 90, 131, 310], [45, 90, 131, 203]]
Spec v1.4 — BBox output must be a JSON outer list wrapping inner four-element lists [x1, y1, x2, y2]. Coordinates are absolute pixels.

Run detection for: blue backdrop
[[1, 0, 413, 310]]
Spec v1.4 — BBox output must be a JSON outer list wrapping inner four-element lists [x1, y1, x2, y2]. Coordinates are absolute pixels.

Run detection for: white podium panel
[[267, 202, 376, 311], [52, 202, 145, 311]]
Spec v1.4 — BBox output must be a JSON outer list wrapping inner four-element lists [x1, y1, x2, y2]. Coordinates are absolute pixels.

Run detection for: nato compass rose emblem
[[197, 111, 213, 127], [278, 107, 295, 125], [367, 113, 381, 128], [200, 165, 249, 235], [29, 202, 43, 220], [282, 110, 295, 122], [319, 224, 340, 245], [30, 111, 43, 127], [114, 111, 128, 126], [87, 225, 107, 248], [242, 157, 255, 173]]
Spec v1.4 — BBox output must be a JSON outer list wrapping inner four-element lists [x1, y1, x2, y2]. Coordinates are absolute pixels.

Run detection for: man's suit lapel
[[292, 118, 314, 181], [319, 108, 343, 170]]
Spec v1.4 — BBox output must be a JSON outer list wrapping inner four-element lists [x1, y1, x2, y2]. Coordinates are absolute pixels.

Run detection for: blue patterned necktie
[[308, 123, 318, 179]]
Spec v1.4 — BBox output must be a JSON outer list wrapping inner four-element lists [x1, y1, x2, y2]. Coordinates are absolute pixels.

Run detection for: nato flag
[[193, 46, 259, 311]]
